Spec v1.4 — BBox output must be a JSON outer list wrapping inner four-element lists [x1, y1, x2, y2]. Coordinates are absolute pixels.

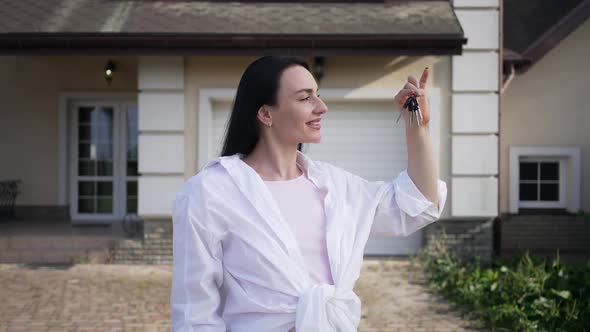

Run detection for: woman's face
[[264, 65, 328, 145]]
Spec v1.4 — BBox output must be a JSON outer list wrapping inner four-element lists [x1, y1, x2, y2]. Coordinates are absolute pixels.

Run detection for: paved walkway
[[356, 259, 483, 331], [0, 259, 483, 332]]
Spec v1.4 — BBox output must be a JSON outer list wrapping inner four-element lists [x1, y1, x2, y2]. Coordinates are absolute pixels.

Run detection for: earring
[[268, 122, 272, 128]]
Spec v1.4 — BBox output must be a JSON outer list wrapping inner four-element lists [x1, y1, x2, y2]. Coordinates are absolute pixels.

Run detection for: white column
[[137, 56, 185, 218], [451, 0, 500, 217]]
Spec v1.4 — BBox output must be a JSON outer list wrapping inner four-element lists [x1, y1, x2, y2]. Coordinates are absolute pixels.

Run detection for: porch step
[[110, 238, 172, 265], [0, 234, 114, 264], [0, 248, 113, 264]]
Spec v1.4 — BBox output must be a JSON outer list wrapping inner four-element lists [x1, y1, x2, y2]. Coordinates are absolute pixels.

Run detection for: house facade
[[0, 0, 503, 264], [500, 0, 590, 260]]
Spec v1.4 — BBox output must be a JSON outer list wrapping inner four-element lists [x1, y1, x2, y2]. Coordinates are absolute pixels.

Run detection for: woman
[[170, 56, 447, 332]]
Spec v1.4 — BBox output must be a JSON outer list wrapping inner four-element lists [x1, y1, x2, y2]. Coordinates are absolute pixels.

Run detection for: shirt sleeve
[[170, 193, 226, 332], [370, 169, 448, 237]]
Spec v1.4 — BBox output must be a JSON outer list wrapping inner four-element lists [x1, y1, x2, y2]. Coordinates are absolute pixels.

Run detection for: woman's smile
[[306, 118, 322, 130]]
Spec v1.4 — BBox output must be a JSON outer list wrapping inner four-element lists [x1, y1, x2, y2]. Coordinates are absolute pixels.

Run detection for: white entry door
[[209, 99, 422, 256], [69, 101, 138, 224]]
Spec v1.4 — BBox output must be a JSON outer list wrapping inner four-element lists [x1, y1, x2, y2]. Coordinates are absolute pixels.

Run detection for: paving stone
[[0, 259, 484, 331], [355, 259, 484, 332]]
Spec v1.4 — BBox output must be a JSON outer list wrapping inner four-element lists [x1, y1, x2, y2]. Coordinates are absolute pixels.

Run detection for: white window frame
[[509, 146, 581, 214]]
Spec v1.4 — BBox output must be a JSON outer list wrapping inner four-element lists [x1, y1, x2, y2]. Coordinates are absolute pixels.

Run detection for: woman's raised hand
[[393, 67, 430, 127]]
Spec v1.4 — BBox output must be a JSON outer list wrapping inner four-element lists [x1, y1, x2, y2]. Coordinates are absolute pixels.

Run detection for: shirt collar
[[202, 150, 312, 178], [202, 149, 324, 185]]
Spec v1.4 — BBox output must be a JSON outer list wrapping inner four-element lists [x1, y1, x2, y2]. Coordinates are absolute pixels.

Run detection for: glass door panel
[[76, 106, 115, 215], [125, 104, 139, 214], [70, 100, 138, 224]]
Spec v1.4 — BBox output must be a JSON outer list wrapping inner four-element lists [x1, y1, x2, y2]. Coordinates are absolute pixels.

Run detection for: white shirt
[[170, 150, 448, 332]]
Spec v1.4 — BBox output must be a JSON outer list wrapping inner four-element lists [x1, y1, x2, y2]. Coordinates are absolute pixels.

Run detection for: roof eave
[[0, 33, 467, 56], [507, 0, 590, 75]]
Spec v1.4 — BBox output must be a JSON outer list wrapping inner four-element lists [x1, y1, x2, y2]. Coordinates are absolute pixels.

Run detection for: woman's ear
[[257, 105, 273, 127]]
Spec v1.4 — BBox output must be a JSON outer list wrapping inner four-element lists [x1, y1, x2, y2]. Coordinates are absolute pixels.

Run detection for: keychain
[[395, 94, 423, 127]]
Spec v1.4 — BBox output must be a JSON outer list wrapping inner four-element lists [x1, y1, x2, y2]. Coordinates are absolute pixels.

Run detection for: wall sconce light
[[104, 60, 116, 85], [313, 56, 325, 84]]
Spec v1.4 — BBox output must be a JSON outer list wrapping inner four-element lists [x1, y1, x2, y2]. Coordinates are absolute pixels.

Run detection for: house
[[500, 0, 590, 261], [0, 0, 502, 264]]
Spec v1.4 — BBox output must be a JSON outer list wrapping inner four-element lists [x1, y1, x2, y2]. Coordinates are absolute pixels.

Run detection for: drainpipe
[[495, 0, 505, 258], [501, 64, 515, 94]]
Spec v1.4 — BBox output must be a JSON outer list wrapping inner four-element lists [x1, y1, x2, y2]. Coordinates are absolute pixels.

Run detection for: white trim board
[[58, 92, 137, 206], [197, 88, 441, 173], [509, 146, 581, 214]]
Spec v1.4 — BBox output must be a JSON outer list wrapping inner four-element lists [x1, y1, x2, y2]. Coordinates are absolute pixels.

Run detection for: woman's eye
[[300, 94, 319, 101]]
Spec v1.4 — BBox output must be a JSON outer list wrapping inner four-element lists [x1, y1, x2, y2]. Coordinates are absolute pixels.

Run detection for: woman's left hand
[[393, 67, 430, 127]]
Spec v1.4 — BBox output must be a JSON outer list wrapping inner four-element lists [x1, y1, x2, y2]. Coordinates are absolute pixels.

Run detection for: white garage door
[[209, 100, 421, 256]]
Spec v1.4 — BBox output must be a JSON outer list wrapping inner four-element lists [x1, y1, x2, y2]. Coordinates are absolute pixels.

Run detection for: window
[[509, 147, 581, 214], [518, 159, 564, 208]]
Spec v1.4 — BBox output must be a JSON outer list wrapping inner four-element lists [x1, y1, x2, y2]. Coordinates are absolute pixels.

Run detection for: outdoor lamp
[[104, 60, 116, 85], [313, 56, 325, 84]]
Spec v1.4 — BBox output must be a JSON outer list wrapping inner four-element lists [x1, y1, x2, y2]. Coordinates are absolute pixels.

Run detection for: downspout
[[495, 0, 505, 258], [501, 64, 515, 94]]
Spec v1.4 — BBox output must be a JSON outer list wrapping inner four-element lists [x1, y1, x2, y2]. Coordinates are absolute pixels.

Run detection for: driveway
[[0, 259, 483, 332]]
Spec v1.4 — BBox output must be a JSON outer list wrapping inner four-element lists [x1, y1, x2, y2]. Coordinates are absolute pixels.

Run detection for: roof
[[0, 0, 466, 55], [503, 0, 590, 73]]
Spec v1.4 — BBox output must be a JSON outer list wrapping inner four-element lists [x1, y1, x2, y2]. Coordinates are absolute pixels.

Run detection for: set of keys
[[395, 95, 423, 127]]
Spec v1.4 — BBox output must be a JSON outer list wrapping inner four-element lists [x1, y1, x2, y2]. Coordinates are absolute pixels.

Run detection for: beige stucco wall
[[0, 56, 137, 206], [184, 55, 453, 219], [1, 54, 453, 218], [500, 19, 590, 213]]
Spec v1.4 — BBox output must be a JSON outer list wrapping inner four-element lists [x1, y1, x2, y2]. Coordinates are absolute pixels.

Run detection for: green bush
[[419, 242, 590, 331]]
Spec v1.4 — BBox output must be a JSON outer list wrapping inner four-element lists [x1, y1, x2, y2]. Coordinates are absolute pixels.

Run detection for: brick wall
[[423, 218, 495, 264], [111, 219, 172, 264], [500, 214, 590, 262], [113, 218, 500, 265]]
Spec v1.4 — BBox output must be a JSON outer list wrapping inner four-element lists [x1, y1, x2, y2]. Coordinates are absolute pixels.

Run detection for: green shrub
[[418, 240, 590, 331]]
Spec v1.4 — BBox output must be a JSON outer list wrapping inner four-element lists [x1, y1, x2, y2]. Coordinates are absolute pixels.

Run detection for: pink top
[[262, 163, 334, 286]]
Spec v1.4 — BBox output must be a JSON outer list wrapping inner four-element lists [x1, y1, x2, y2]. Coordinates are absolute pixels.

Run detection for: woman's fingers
[[419, 67, 429, 89], [397, 69, 429, 109], [395, 88, 420, 105], [407, 75, 420, 88], [395, 69, 430, 124], [403, 82, 419, 92], [398, 87, 422, 98], [396, 88, 418, 97]]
